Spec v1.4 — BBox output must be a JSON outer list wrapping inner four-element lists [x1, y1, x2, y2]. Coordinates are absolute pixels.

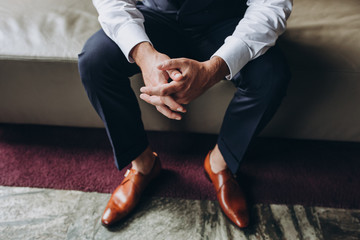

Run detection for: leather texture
[[204, 151, 249, 228], [101, 152, 162, 227], [1, 0, 360, 142]]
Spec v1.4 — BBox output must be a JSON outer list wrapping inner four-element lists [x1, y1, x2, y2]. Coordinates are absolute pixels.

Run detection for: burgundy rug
[[0, 124, 359, 209]]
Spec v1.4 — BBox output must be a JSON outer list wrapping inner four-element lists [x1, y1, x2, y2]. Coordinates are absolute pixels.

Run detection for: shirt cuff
[[211, 36, 252, 80], [114, 22, 152, 63]]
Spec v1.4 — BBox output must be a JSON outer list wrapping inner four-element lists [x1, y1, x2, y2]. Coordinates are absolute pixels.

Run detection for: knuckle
[[180, 96, 190, 104], [170, 104, 178, 111], [160, 96, 167, 103], [175, 96, 184, 104], [166, 60, 173, 66], [177, 99, 185, 105], [179, 84, 186, 91], [151, 97, 158, 104], [177, 92, 186, 99], [160, 88, 168, 95]]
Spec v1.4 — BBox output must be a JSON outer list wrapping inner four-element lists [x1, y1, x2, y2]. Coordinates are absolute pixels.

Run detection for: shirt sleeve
[[92, 0, 152, 63], [212, 0, 293, 80]]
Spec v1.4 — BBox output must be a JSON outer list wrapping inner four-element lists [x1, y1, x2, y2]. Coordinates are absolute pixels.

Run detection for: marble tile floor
[[1, 186, 360, 240]]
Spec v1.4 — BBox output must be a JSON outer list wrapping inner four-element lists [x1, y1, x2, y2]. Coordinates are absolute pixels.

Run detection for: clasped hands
[[131, 42, 229, 120]]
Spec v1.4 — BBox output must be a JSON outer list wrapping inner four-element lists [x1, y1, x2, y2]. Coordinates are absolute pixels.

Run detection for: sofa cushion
[[0, 0, 99, 61]]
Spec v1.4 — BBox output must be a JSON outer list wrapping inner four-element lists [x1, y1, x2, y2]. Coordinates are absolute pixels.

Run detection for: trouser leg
[[217, 46, 291, 174], [78, 7, 189, 170], [78, 29, 147, 170], [183, 17, 291, 174]]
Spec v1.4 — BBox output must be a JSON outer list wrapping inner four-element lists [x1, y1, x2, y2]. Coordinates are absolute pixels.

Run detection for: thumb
[[157, 59, 182, 71], [166, 69, 183, 81]]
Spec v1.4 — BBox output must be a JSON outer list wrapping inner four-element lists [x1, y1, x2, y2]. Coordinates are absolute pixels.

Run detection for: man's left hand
[[140, 56, 230, 105]]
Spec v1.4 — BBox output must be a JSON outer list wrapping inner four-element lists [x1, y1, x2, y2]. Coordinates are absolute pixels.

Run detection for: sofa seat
[[1, 0, 359, 141]]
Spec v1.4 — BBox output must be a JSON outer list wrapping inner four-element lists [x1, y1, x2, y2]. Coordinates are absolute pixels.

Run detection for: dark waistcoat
[[142, 0, 247, 25]]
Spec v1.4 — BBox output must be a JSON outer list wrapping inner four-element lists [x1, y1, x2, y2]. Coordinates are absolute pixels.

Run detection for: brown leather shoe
[[204, 151, 249, 228], [101, 152, 161, 228]]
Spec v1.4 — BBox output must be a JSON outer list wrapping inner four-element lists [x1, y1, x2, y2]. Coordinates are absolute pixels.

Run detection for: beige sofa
[[1, 0, 359, 142]]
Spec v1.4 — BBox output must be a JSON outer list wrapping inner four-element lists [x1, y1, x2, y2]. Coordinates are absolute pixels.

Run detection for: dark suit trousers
[[78, 4, 291, 174]]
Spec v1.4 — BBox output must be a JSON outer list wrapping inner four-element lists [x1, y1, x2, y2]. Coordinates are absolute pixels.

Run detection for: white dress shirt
[[92, 0, 292, 79]]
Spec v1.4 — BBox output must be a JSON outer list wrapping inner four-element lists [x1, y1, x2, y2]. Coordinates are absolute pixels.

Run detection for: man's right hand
[[130, 42, 185, 120]]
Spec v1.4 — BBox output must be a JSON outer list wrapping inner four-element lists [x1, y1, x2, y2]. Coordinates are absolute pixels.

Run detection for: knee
[[78, 30, 124, 88], [237, 46, 291, 95], [266, 46, 291, 87]]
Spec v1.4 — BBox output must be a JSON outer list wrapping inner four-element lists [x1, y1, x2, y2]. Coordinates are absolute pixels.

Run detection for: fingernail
[[177, 107, 182, 111], [174, 73, 181, 78], [140, 87, 145, 92], [157, 63, 163, 68], [176, 117, 181, 120]]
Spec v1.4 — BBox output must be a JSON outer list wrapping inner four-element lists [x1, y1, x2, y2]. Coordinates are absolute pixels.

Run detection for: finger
[[175, 97, 191, 105], [156, 105, 182, 120], [140, 93, 183, 119], [140, 81, 180, 96], [139, 94, 163, 106], [140, 85, 164, 96], [157, 59, 184, 71], [140, 92, 186, 113], [166, 69, 183, 81], [161, 96, 186, 113], [159, 70, 170, 84]]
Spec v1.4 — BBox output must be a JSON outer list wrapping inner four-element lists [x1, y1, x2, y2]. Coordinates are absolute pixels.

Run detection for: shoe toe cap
[[232, 210, 249, 228], [101, 207, 127, 228]]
